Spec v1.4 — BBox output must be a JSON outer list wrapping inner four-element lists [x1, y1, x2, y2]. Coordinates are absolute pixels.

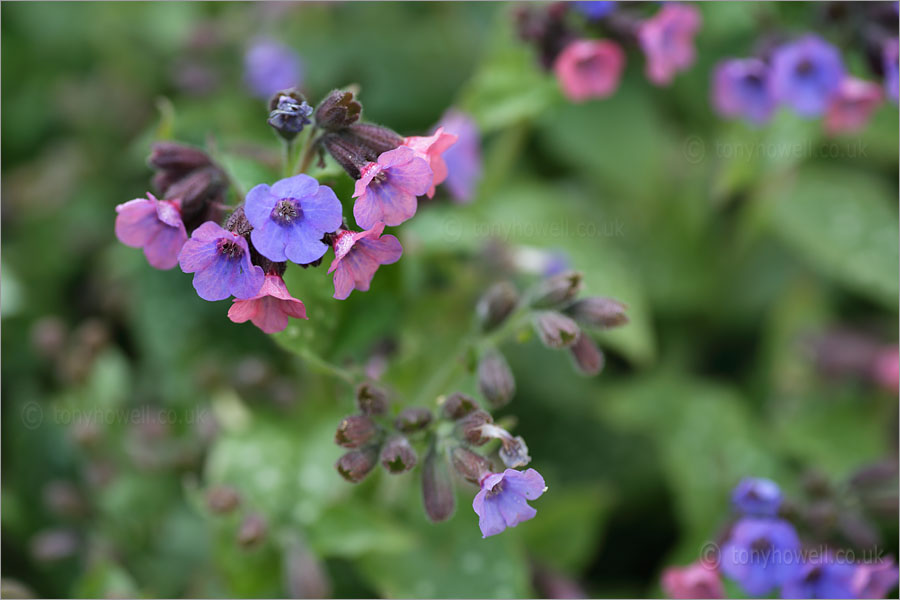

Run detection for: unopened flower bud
[[441, 392, 479, 420], [450, 446, 494, 484], [394, 407, 433, 433], [569, 333, 605, 376], [477, 350, 516, 408], [335, 415, 378, 448], [206, 485, 241, 514], [458, 410, 494, 446], [267, 90, 313, 141], [476, 281, 519, 332], [565, 296, 628, 329], [314, 89, 362, 131], [356, 382, 389, 416], [237, 513, 267, 548], [533, 311, 581, 349], [422, 445, 455, 522], [381, 436, 417, 473], [283, 537, 332, 599], [148, 142, 212, 172], [163, 165, 226, 224], [335, 447, 379, 483], [529, 271, 583, 309], [225, 205, 253, 237], [320, 132, 368, 178], [347, 123, 404, 156], [497, 433, 531, 468]]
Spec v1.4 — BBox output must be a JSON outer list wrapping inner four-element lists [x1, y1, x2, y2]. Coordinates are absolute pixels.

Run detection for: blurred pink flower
[[554, 39, 625, 102], [824, 77, 883, 135], [638, 4, 702, 86], [661, 561, 724, 599]]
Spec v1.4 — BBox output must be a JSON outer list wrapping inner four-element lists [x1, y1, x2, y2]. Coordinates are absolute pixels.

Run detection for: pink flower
[[227, 273, 307, 334], [404, 127, 458, 198], [352, 146, 432, 230], [638, 3, 702, 86], [115, 193, 188, 270], [824, 77, 884, 135], [871, 347, 899, 393], [852, 556, 899, 599], [553, 39, 625, 102], [661, 562, 724, 599], [328, 223, 403, 300]]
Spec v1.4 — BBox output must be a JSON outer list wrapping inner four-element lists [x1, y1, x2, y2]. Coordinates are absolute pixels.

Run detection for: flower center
[[333, 230, 356, 258], [216, 238, 244, 261], [271, 198, 303, 225], [795, 59, 815, 77], [486, 479, 505, 498]]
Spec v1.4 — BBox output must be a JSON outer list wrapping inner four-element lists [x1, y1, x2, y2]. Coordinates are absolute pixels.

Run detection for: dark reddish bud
[[237, 513, 267, 548], [225, 205, 253, 237], [477, 350, 516, 409], [148, 142, 211, 172], [314, 89, 362, 131], [422, 444, 455, 522], [533, 311, 580, 349], [569, 333, 604, 376], [347, 123, 404, 156], [356, 382, 389, 416], [458, 410, 493, 446], [394, 407, 433, 433], [164, 165, 227, 225], [565, 297, 629, 329], [320, 132, 368, 178], [476, 281, 519, 332], [450, 446, 494, 484], [380, 436, 417, 473], [441, 392, 479, 420], [206, 485, 241, 514], [336, 447, 379, 483], [335, 415, 378, 448], [529, 271, 583, 309]]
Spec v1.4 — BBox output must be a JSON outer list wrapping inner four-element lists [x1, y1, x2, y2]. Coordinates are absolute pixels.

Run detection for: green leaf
[[305, 501, 416, 558], [768, 165, 898, 307]]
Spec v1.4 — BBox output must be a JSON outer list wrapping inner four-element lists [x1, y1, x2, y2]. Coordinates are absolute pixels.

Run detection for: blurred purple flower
[[638, 3, 702, 86], [712, 58, 775, 125], [782, 554, 856, 599], [770, 35, 845, 117], [244, 38, 303, 99], [328, 222, 402, 300], [661, 561, 724, 599], [852, 556, 899, 599], [732, 477, 782, 517], [436, 110, 482, 203], [572, 1, 616, 20], [883, 38, 899, 103], [472, 468, 546, 538], [352, 146, 432, 229], [824, 77, 883, 135], [245, 174, 343, 265], [871, 346, 899, 393], [719, 517, 801, 596], [178, 221, 264, 301], [115, 193, 188, 270]]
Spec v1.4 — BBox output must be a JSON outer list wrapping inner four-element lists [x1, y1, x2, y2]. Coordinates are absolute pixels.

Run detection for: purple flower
[[436, 110, 482, 203], [328, 222, 402, 300], [732, 477, 782, 517], [472, 468, 546, 538], [883, 38, 899, 104], [352, 146, 432, 229], [782, 554, 856, 599], [719, 517, 801, 596], [637, 3, 702, 86], [572, 1, 616, 20], [770, 35, 845, 117], [852, 556, 899, 599], [244, 38, 302, 99], [115, 193, 188, 270], [245, 174, 343, 265], [712, 58, 775, 125], [178, 221, 265, 301]]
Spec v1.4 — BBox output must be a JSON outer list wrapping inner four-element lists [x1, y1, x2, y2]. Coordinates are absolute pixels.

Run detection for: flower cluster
[[713, 4, 898, 133], [333, 270, 629, 537], [662, 476, 900, 599], [515, 2, 702, 102], [115, 88, 482, 335]]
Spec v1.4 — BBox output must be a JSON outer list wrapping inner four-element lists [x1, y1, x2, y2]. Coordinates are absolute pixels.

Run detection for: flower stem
[[293, 126, 319, 175], [281, 139, 293, 179], [297, 346, 356, 387]]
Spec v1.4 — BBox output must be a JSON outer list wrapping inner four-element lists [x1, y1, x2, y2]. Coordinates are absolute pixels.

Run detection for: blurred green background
[[2, 2, 897, 598]]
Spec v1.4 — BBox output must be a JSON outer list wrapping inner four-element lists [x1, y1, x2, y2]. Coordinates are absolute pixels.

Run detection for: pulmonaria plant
[[332, 270, 629, 537], [115, 86, 471, 334]]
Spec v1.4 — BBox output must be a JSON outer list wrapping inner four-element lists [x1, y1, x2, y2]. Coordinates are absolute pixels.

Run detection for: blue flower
[[782, 554, 856, 599], [712, 58, 775, 125], [732, 477, 782, 517], [572, 1, 616, 20], [884, 38, 899, 104], [245, 174, 343, 265], [178, 221, 265, 301], [719, 517, 801, 596], [770, 35, 845, 117], [472, 468, 546, 538]]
